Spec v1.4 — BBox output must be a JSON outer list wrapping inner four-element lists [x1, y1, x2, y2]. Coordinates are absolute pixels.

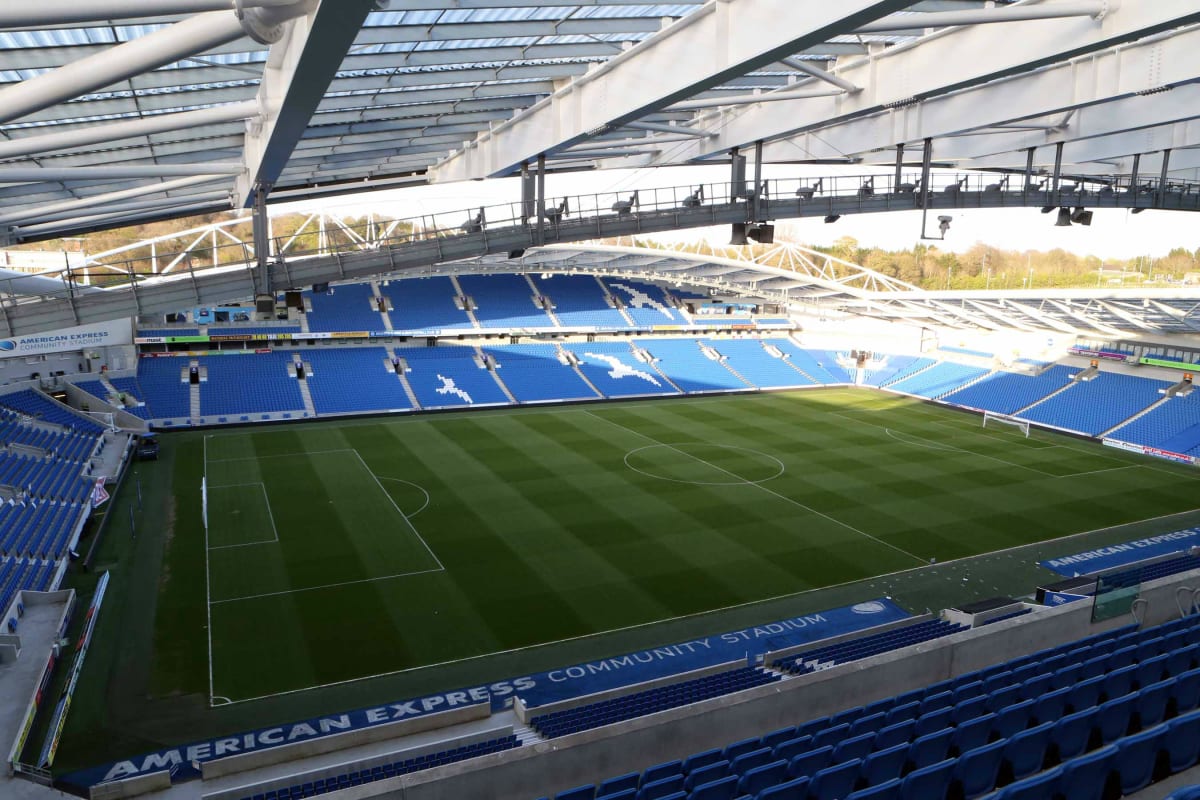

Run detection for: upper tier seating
[[457, 274, 556, 329], [561, 342, 677, 398], [485, 345, 597, 402], [208, 326, 302, 336], [73, 380, 110, 403], [1110, 390, 1200, 454], [536, 614, 1200, 800], [604, 280, 684, 327], [636, 339, 748, 393], [304, 284, 383, 332], [1098, 552, 1200, 589], [1020, 372, 1170, 436], [380, 277, 475, 331], [706, 339, 815, 389], [943, 366, 1076, 415], [0, 390, 104, 434], [531, 274, 629, 329], [138, 328, 198, 337], [941, 346, 994, 359], [136, 358, 192, 419], [199, 353, 306, 418], [305, 348, 413, 414], [401, 346, 509, 408]]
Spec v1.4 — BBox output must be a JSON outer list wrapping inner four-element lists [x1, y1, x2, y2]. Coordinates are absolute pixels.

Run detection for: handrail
[[1131, 596, 1148, 626], [1176, 586, 1194, 619]]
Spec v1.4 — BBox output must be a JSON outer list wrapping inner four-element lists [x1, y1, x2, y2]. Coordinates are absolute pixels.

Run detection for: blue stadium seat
[[788, 746, 833, 780], [1136, 679, 1173, 728], [757, 776, 809, 800], [772, 736, 812, 762], [811, 724, 850, 751], [845, 778, 901, 800], [1166, 710, 1200, 772], [899, 758, 954, 800], [641, 761, 681, 786], [736, 760, 787, 796], [598, 773, 639, 795], [1003, 721, 1053, 781], [730, 747, 773, 776], [992, 699, 1035, 739], [952, 739, 1005, 799], [688, 774, 738, 800], [914, 708, 954, 737], [993, 765, 1062, 800], [683, 762, 728, 792], [1173, 667, 1200, 713], [809, 758, 862, 800], [1052, 707, 1098, 761], [907, 728, 953, 771], [1056, 744, 1116, 800], [832, 732, 876, 764], [1114, 724, 1166, 795], [951, 714, 996, 756], [1096, 693, 1136, 745], [860, 742, 909, 786], [682, 749, 722, 775], [1031, 687, 1070, 726]]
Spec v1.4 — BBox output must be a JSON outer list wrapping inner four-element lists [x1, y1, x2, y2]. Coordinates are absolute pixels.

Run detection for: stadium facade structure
[[2, 2, 1200, 800]]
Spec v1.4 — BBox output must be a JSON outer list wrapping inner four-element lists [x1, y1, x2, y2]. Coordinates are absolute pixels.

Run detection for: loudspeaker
[[748, 224, 774, 244], [312, 282, 329, 293], [255, 294, 274, 313]]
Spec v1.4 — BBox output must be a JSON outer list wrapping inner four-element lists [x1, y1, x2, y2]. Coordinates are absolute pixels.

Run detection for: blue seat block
[[1096, 693, 1135, 745], [861, 742, 909, 786], [598, 773, 639, 795], [899, 758, 954, 800], [637, 775, 683, 800], [689, 775, 738, 800], [810, 758, 862, 800], [1003, 722, 1053, 781], [1052, 707, 1097, 761], [845, 778, 901, 800], [1166, 709, 1200, 773], [736, 760, 787, 797], [757, 776, 809, 800]]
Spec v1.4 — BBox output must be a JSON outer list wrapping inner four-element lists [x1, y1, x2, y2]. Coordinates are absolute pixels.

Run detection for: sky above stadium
[[282, 165, 1200, 261]]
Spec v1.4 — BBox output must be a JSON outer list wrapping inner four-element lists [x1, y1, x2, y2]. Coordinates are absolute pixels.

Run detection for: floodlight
[[1069, 207, 1093, 226], [823, 214, 841, 224], [1054, 207, 1072, 226]]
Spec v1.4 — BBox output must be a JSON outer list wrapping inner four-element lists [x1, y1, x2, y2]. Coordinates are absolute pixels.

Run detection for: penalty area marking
[[623, 443, 785, 486], [205, 483, 280, 549], [376, 477, 431, 518]]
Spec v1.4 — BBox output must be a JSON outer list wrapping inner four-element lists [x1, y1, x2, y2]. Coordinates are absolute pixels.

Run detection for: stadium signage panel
[[516, 598, 909, 708], [1068, 346, 1128, 361], [1102, 439, 1197, 466], [65, 598, 908, 789], [1139, 356, 1200, 371], [1043, 591, 1090, 606], [1039, 528, 1200, 576], [65, 679, 534, 788], [0, 319, 130, 358]]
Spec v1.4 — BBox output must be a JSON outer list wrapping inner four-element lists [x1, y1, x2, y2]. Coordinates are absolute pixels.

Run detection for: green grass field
[[54, 388, 1200, 772], [187, 389, 1200, 704]]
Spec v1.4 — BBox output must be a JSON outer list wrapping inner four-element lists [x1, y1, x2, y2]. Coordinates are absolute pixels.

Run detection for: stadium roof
[[4, 1, 1200, 243]]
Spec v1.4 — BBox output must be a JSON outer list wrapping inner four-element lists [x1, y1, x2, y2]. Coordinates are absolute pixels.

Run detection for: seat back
[[996, 765, 1063, 800], [1114, 724, 1166, 796], [899, 757, 955, 800], [861, 742, 910, 786], [1003, 721, 1053, 781], [1052, 707, 1098, 761], [809, 758, 863, 800], [952, 738, 1005, 799], [1056, 743, 1116, 800], [1166, 708, 1200, 772], [1096, 693, 1136, 745]]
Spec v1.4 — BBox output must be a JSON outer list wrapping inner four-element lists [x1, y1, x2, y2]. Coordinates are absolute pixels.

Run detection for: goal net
[[982, 411, 1030, 438]]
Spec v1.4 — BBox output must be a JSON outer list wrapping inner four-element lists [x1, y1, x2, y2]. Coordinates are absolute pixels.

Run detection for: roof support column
[[252, 184, 271, 297], [893, 144, 905, 191], [1158, 149, 1172, 208], [535, 155, 547, 248], [1130, 153, 1141, 193]]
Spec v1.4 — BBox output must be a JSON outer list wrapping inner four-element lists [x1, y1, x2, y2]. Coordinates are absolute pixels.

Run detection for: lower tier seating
[[531, 668, 780, 739], [536, 614, 1200, 800], [237, 735, 520, 800], [773, 619, 967, 676]]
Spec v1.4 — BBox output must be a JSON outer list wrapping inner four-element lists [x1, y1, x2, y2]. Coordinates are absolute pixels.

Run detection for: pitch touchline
[[583, 410, 927, 566]]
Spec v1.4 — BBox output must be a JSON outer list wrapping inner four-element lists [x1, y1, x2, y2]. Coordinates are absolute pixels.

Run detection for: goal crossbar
[[982, 411, 1030, 437]]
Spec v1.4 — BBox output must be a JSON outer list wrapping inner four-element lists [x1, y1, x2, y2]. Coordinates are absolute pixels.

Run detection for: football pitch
[[190, 389, 1200, 705]]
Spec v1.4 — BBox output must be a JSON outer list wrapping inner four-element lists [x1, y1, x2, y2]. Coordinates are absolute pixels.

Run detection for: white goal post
[[982, 411, 1030, 438], [201, 477, 209, 530]]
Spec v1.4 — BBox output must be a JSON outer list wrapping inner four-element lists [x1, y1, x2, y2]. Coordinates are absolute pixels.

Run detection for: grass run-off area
[[56, 388, 1200, 772]]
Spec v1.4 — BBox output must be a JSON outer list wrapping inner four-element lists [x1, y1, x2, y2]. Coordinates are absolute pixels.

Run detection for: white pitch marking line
[[350, 449, 444, 571], [376, 476, 431, 518], [203, 433, 215, 706], [205, 448, 355, 463], [206, 483, 279, 549], [584, 409, 927, 566], [209, 567, 445, 605]]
